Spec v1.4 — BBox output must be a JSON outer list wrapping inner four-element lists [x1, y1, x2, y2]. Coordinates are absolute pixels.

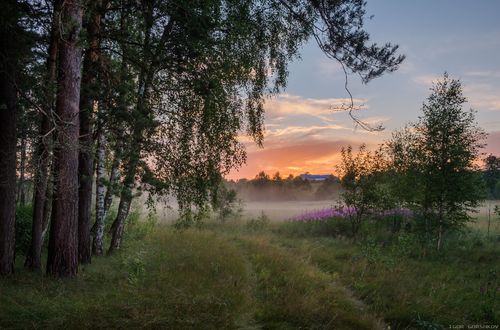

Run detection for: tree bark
[[17, 132, 27, 205], [93, 129, 106, 255], [0, 1, 21, 275], [104, 147, 121, 215], [78, 0, 103, 264], [108, 161, 136, 254], [42, 158, 55, 241], [0, 47, 18, 276], [25, 0, 61, 271], [108, 3, 156, 253], [46, 0, 83, 277]]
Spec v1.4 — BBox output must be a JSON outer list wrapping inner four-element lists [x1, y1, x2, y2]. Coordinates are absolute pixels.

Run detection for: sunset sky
[[228, 0, 500, 180]]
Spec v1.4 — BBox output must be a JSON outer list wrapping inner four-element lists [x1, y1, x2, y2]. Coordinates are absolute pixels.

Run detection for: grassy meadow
[[1, 201, 499, 329]]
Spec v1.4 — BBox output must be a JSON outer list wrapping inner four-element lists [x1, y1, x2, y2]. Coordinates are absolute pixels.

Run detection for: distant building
[[299, 174, 337, 182]]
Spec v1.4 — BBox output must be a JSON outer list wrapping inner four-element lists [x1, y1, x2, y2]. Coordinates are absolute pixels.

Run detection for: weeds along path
[[1, 226, 385, 329], [232, 233, 386, 330], [261, 232, 500, 328], [0, 228, 251, 329]]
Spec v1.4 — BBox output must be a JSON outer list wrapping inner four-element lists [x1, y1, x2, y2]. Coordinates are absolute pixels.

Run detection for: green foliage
[[124, 209, 157, 242], [241, 237, 382, 329], [273, 227, 500, 328], [245, 212, 270, 231], [175, 205, 211, 229], [130, 0, 404, 220], [386, 73, 487, 249], [0, 228, 250, 329], [484, 154, 500, 198], [337, 144, 387, 237], [279, 217, 352, 238], [211, 183, 243, 223], [15, 204, 33, 254]]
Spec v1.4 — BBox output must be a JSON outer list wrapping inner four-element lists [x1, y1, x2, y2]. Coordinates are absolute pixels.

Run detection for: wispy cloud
[[463, 75, 500, 111], [412, 74, 442, 87], [485, 131, 500, 156], [264, 93, 368, 123], [465, 71, 500, 79], [412, 74, 500, 111]]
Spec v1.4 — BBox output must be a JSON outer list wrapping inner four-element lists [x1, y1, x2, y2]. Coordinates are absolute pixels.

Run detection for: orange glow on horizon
[[226, 131, 500, 181]]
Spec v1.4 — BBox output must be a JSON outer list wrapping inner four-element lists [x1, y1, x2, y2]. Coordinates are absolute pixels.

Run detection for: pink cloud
[[484, 131, 500, 156], [227, 139, 374, 180]]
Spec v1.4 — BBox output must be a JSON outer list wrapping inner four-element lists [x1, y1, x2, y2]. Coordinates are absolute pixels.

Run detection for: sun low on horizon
[[227, 0, 500, 180]]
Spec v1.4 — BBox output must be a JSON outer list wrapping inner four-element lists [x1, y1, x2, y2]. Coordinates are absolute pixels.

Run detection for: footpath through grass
[[1, 221, 498, 329], [270, 222, 500, 330], [0, 226, 383, 329]]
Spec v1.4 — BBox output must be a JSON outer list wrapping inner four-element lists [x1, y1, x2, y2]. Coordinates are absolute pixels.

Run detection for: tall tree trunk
[[0, 50, 18, 276], [25, 0, 61, 271], [108, 3, 156, 253], [104, 146, 121, 215], [93, 129, 106, 255], [17, 131, 27, 205], [78, 0, 103, 264], [42, 157, 55, 241], [46, 0, 83, 277], [108, 159, 137, 254], [0, 2, 21, 275]]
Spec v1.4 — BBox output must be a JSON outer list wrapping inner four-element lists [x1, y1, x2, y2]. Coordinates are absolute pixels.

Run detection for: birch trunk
[[41, 158, 54, 242], [93, 130, 106, 255], [108, 3, 156, 253], [104, 148, 121, 215], [108, 181, 134, 254]]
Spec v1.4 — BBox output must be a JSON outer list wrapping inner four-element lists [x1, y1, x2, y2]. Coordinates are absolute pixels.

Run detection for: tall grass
[[238, 235, 384, 329], [0, 228, 250, 329]]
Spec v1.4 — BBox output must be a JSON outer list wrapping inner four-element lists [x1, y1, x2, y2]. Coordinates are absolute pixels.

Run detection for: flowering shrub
[[285, 207, 414, 238], [290, 207, 413, 222], [291, 207, 357, 222], [378, 208, 413, 218]]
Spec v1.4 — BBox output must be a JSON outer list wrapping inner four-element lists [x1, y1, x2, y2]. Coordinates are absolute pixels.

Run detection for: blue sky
[[229, 0, 500, 179]]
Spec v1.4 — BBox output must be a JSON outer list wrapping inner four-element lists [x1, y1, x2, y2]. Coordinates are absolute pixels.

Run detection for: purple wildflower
[[291, 207, 413, 222]]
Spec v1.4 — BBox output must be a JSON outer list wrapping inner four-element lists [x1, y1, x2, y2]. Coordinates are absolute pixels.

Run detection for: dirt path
[[231, 233, 386, 329]]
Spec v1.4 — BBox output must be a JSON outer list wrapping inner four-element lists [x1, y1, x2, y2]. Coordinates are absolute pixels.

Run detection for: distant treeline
[[227, 172, 341, 201]]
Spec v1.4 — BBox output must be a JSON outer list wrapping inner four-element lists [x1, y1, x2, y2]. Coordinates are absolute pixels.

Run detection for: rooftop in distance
[[299, 174, 338, 182]]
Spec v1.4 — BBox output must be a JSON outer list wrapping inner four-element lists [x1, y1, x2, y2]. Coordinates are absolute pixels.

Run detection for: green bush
[[15, 204, 33, 254], [279, 217, 351, 238], [124, 209, 157, 241], [246, 212, 270, 231]]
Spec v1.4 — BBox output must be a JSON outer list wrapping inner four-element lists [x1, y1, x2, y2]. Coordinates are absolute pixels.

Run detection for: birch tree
[[105, 0, 404, 251]]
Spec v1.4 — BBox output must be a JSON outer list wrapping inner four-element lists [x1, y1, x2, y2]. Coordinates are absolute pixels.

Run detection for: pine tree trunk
[[78, 0, 103, 264], [17, 132, 27, 205], [46, 0, 83, 277], [0, 2, 20, 275], [93, 129, 106, 255], [0, 51, 18, 276], [25, 0, 61, 271]]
